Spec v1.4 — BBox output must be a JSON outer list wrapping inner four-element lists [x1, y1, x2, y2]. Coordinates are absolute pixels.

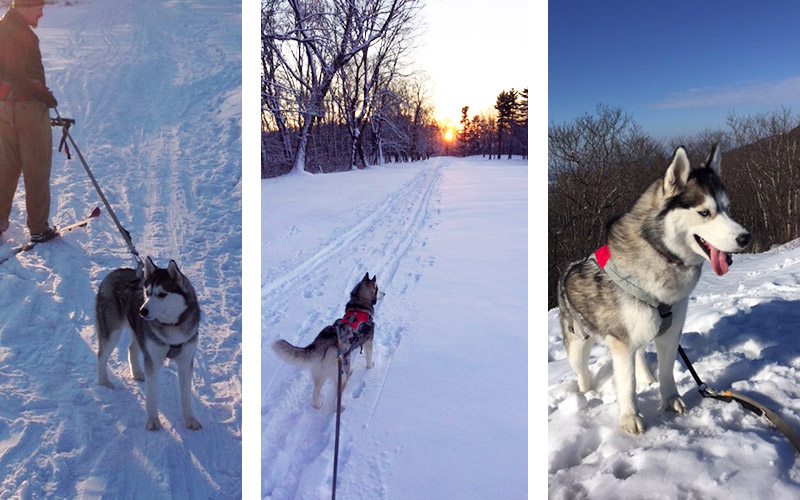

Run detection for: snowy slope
[[549, 242, 800, 498], [263, 157, 528, 499], [0, 1, 241, 497]]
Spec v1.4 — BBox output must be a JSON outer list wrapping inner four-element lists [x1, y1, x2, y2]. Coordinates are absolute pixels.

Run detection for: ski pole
[[51, 109, 143, 272]]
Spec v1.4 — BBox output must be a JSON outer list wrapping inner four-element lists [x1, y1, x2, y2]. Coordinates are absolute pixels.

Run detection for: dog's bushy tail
[[272, 339, 316, 365], [558, 260, 594, 342]]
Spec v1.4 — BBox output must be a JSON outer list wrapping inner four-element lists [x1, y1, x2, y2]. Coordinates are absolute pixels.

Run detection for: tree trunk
[[290, 71, 337, 175], [349, 126, 360, 170], [290, 123, 310, 175]]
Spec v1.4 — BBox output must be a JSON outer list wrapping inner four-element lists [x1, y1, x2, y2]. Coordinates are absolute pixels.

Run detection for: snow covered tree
[[263, 0, 420, 175], [262, 3, 294, 175], [333, 0, 420, 170], [548, 105, 665, 307]]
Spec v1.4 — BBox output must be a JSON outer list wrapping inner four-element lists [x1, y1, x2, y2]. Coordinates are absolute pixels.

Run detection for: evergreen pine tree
[[459, 106, 471, 157], [495, 90, 518, 159]]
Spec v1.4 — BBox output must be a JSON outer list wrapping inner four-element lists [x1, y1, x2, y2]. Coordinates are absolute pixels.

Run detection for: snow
[[549, 241, 800, 498], [0, 1, 241, 497], [263, 157, 528, 499]]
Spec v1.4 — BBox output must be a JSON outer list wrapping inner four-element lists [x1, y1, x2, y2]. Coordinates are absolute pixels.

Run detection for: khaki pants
[[0, 101, 52, 234]]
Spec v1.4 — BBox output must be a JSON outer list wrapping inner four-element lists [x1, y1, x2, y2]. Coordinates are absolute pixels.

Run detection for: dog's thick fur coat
[[273, 273, 381, 409], [558, 146, 750, 433], [96, 257, 202, 431]]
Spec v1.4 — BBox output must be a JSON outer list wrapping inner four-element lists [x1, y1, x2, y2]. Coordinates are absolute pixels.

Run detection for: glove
[[39, 86, 58, 108], [29, 80, 58, 108]]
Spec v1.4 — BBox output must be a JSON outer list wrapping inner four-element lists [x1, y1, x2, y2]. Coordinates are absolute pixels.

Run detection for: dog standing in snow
[[96, 257, 202, 431], [558, 145, 751, 433], [272, 273, 382, 409]]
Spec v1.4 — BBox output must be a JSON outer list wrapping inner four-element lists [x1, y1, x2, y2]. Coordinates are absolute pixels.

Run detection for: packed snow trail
[[0, 1, 241, 498], [549, 241, 800, 498], [263, 157, 527, 499]]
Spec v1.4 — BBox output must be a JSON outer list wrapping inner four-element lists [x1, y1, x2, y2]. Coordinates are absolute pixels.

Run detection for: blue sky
[[549, 1, 800, 139]]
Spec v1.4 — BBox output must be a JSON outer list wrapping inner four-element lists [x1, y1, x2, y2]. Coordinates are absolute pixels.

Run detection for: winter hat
[[13, 0, 46, 7]]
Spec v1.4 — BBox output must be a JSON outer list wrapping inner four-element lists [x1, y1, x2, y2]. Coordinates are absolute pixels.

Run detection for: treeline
[[262, 0, 440, 178], [457, 88, 528, 159], [548, 105, 800, 308]]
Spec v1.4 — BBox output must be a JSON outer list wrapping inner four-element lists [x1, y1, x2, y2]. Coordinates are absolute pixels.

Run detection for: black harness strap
[[154, 330, 198, 359], [147, 303, 198, 359]]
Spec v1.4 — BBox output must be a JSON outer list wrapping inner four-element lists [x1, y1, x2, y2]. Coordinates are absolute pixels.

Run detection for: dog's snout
[[736, 232, 751, 249]]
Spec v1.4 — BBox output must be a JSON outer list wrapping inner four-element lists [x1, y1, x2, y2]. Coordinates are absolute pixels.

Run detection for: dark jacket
[[0, 8, 51, 104]]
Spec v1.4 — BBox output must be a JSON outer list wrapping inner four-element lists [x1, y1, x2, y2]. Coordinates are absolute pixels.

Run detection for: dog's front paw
[[98, 380, 114, 390], [366, 361, 374, 369], [664, 396, 686, 415], [185, 417, 202, 430], [146, 417, 163, 431], [312, 401, 322, 410], [132, 374, 145, 382], [619, 414, 645, 434]]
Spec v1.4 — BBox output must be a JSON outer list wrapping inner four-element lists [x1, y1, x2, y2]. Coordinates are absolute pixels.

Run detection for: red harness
[[338, 310, 371, 332]]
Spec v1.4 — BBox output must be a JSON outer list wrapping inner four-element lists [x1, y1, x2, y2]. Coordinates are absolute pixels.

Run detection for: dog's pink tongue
[[709, 246, 730, 276]]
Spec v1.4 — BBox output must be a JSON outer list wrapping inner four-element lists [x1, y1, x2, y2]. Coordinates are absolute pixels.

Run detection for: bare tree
[[726, 109, 800, 250], [262, 2, 295, 173], [548, 105, 664, 307], [264, 0, 418, 174], [333, 0, 420, 170], [547, 105, 800, 308]]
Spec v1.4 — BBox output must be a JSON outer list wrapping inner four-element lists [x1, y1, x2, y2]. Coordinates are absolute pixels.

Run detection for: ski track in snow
[[263, 161, 444, 499], [264, 158, 528, 499], [0, 2, 240, 498]]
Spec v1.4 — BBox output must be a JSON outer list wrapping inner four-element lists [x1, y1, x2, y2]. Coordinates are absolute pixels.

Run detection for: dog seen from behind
[[96, 257, 202, 431], [272, 273, 382, 409], [558, 145, 751, 434]]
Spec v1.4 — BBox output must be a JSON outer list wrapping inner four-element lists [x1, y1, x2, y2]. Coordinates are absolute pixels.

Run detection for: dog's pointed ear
[[167, 260, 187, 289], [704, 143, 721, 175], [144, 256, 157, 278], [664, 146, 690, 197], [363, 272, 370, 282]]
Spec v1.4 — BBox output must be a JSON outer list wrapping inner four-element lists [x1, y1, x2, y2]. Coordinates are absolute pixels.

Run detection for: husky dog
[[558, 145, 751, 434], [272, 273, 382, 409], [96, 257, 202, 431]]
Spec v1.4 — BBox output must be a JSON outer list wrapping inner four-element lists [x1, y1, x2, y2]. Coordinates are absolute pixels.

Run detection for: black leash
[[331, 323, 352, 500], [330, 319, 376, 498], [50, 109, 144, 273], [332, 352, 343, 500], [677, 345, 800, 454]]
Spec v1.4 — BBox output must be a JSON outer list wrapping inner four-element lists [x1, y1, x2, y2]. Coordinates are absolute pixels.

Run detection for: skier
[[0, 0, 59, 243]]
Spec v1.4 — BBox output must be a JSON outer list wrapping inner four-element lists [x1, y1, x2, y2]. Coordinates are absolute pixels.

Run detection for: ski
[[0, 206, 101, 265]]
